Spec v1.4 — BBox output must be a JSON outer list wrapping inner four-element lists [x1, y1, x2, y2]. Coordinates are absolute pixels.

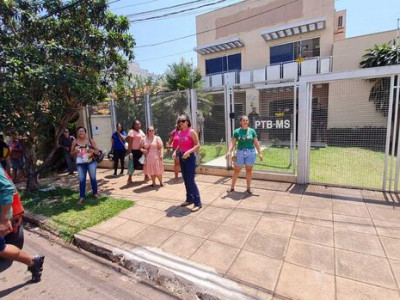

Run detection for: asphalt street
[[0, 226, 179, 300]]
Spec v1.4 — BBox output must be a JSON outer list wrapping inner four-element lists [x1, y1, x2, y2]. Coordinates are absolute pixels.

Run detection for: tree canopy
[[0, 0, 134, 190]]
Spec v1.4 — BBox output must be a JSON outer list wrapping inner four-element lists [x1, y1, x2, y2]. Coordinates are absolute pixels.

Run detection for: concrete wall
[[332, 30, 398, 72], [90, 115, 113, 152], [327, 80, 387, 128], [196, 0, 335, 75]]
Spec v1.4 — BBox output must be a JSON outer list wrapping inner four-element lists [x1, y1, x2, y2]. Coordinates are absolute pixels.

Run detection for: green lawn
[[164, 145, 389, 189], [163, 143, 227, 164], [22, 187, 133, 241]]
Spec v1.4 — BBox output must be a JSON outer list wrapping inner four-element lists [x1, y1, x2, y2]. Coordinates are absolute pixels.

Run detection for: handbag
[[95, 150, 105, 163], [139, 154, 146, 165]]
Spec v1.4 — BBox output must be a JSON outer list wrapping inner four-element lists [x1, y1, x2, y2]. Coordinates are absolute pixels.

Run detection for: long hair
[[178, 114, 191, 127]]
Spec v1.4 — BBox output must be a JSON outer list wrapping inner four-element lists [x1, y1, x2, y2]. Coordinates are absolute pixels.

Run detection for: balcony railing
[[201, 56, 333, 89]]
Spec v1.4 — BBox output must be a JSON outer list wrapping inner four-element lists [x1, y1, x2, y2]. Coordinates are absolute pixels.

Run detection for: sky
[[108, 0, 400, 75]]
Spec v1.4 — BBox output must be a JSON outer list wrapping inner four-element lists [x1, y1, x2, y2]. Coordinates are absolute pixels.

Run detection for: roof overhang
[[261, 17, 326, 41], [194, 37, 244, 55]]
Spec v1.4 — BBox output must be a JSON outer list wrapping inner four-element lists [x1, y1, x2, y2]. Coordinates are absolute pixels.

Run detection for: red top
[[170, 129, 179, 149], [178, 129, 194, 152]]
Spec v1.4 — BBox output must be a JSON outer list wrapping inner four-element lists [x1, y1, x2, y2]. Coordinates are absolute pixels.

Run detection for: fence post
[[224, 84, 234, 169], [190, 89, 198, 130], [109, 99, 117, 131], [297, 80, 312, 184], [144, 93, 152, 128]]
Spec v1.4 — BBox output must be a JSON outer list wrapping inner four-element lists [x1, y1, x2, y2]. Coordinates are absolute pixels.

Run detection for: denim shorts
[[0, 236, 5, 252], [236, 148, 256, 166]]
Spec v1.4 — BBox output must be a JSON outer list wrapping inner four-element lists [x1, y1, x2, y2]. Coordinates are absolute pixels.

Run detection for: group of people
[[0, 134, 26, 183]]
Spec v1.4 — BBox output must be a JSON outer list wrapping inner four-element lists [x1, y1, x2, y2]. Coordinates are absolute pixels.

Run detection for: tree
[[0, 0, 134, 190], [360, 40, 400, 115]]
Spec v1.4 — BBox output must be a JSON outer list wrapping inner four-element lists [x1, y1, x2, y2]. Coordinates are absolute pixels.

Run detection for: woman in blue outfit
[[225, 115, 263, 193], [111, 123, 127, 176], [70, 127, 100, 204]]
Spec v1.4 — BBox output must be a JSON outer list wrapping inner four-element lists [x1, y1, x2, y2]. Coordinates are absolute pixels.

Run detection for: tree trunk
[[24, 141, 39, 192]]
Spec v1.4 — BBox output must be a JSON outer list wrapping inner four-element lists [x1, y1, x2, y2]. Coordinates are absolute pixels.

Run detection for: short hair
[[131, 119, 141, 130], [76, 126, 86, 133], [178, 115, 191, 127]]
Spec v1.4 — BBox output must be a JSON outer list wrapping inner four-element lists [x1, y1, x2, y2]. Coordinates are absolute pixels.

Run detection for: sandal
[[180, 201, 192, 207], [77, 198, 84, 205], [246, 188, 253, 194], [227, 188, 234, 193], [191, 206, 202, 212], [93, 194, 99, 199]]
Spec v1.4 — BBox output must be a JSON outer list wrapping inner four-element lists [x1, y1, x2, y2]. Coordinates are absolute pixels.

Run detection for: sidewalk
[[36, 169, 400, 299]]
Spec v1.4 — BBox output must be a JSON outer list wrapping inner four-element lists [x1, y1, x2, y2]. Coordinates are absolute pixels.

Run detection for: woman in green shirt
[[226, 115, 263, 193]]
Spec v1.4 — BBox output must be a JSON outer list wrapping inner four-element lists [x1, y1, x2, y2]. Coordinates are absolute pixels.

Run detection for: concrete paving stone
[[154, 214, 193, 231], [296, 215, 334, 228], [252, 180, 281, 190], [331, 187, 363, 199], [381, 237, 400, 260], [275, 190, 303, 199], [304, 185, 332, 197], [335, 229, 385, 257], [152, 200, 181, 212], [263, 211, 297, 221], [336, 249, 397, 289], [222, 209, 262, 230], [285, 239, 334, 274], [292, 222, 334, 247], [160, 232, 204, 259], [270, 195, 302, 208], [227, 250, 282, 291], [198, 192, 221, 205], [201, 185, 229, 196], [243, 231, 289, 260], [190, 240, 240, 274], [211, 197, 242, 209], [265, 204, 298, 219], [196, 206, 233, 223], [208, 225, 251, 248], [98, 220, 148, 246], [118, 206, 166, 224], [369, 206, 400, 223], [298, 207, 333, 222], [180, 217, 219, 239], [74, 229, 101, 242], [336, 276, 400, 300], [332, 201, 370, 219], [237, 197, 270, 212], [130, 225, 175, 248], [389, 259, 400, 287], [89, 216, 129, 234], [275, 262, 335, 300], [135, 199, 160, 208], [254, 216, 294, 237], [334, 214, 376, 235], [375, 219, 400, 239], [301, 196, 332, 212], [232, 282, 273, 300]]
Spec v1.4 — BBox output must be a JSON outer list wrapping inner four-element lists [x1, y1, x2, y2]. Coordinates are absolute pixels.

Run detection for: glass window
[[270, 43, 294, 65], [205, 53, 241, 75], [270, 37, 320, 64]]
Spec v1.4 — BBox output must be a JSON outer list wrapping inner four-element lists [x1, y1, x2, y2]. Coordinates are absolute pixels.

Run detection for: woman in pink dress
[[140, 126, 164, 187]]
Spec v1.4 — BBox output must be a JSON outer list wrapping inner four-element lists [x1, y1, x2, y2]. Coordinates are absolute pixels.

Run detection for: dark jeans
[[178, 152, 201, 207], [76, 161, 98, 198], [64, 152, 75, 173], [113, 149, 126, 174], [131, 149, 143, 170]]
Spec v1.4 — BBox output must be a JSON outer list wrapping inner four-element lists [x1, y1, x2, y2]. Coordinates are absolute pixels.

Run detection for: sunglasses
[[177, 120, 187, 124], [148, 129, 155, 132]]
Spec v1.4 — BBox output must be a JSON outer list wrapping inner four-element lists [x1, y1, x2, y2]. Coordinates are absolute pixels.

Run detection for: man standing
[[60, 129, 75, 175], [0, 166, 44, 282], [248, 107, 261, 141], [0, 134, 9, 170]]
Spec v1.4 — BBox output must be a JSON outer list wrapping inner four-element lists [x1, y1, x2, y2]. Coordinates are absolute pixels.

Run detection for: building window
[[205, 53, 241, 75], [338, 16, 343, 28], [270, 37, 320, 65]]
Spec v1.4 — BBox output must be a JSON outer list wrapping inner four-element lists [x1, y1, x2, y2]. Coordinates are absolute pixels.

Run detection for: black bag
[[107, 149, 114, 160], [95, 150, 105, 163]]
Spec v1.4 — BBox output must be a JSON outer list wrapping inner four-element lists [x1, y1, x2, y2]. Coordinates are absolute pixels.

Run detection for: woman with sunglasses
[[140, 126, 164, 187], [172, 115, 202, 212], [225, 115, 263, 194]]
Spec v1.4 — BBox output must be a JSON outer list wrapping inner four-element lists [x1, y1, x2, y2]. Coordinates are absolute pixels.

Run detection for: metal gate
[[298, 65, 400, 191]]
